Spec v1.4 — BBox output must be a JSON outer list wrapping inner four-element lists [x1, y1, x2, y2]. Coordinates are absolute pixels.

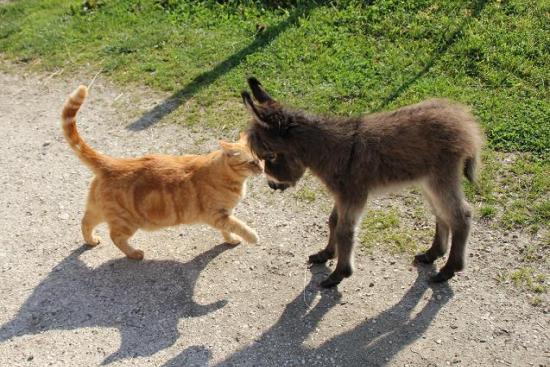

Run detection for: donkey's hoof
[[320, 269, 349, 288], [320, 276, 341, 288], [414, 252, 436, 265], [430, 269, 455, 283], [308, 250, 334, 264]]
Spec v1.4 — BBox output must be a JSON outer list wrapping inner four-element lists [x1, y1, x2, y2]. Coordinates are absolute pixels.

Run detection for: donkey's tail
[[463, 155, 478, 183]]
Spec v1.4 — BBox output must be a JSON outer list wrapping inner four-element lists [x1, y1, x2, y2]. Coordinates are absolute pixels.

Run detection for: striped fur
[[61, 86, 111, 174], [61, 86, 262, 260]]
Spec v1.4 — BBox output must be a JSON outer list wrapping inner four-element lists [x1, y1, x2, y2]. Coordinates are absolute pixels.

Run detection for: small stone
[[436, 339, 442, 344], [58, 213, 69, 220], [369, 282, 375, 287], [42, 142, 51, 147], [436, 294, 442, 301]]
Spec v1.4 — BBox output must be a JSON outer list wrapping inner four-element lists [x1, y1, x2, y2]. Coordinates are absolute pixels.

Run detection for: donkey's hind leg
[[415, 217, 450, 264], [415, 187, 450, 264], [436, 201, 471, 282], [424, 175, 472, 282]]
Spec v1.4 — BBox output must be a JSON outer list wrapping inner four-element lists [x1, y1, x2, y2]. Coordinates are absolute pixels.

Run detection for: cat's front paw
[[127, 249, 144, 260], [224, 234, 242, 246], [85, 236, 101, 246], [244, 231, 259, 244]]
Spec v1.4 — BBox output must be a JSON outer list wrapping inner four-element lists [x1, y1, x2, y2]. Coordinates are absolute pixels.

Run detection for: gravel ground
[[0, 64, 548, 366]]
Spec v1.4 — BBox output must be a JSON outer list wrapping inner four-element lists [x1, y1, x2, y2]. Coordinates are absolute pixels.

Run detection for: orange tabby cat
[[62, 85, 262, 260]]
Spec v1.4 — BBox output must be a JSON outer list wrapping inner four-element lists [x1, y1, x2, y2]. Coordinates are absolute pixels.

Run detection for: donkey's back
[[357, 99, 483, 187]]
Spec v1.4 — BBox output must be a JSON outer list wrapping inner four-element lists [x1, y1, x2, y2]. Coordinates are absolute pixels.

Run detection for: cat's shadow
[[0, 243, 232, 365]]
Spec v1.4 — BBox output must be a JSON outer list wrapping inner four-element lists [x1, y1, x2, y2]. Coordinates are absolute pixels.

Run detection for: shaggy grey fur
[[242, 77, 483, 287]]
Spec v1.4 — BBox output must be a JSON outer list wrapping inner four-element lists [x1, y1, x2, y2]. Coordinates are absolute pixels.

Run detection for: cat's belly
[[139, 214, 179, 230], [134, 190, 185, 229], [139, 215, 198, 231]]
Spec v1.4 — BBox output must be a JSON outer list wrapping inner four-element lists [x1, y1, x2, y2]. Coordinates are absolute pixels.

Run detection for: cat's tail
[[61, 85, 111, 174]]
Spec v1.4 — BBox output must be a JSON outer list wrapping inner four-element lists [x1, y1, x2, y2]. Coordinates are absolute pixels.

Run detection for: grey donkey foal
[[242, 77, 483, 288]]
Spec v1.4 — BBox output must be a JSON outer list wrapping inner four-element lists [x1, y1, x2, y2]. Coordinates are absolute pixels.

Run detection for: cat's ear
[[219, 140, 241, 157]]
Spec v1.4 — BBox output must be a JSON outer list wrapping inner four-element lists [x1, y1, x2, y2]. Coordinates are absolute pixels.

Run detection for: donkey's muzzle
[[268, 180, 290, 191]]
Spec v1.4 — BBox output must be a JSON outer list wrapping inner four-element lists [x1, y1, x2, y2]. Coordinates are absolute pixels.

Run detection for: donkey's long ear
[[248, 77, 274, 103], [241, 91, 270, 129]]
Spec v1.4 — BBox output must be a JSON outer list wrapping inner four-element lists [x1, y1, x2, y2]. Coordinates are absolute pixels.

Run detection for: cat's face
[[219, 133, 263, 177]]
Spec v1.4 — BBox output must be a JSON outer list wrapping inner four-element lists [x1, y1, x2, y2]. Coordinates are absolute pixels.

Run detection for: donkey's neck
[[291, 113, 359, 180]]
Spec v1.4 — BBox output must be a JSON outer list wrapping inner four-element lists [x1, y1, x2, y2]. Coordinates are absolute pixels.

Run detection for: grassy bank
[[1, 0, 548, 153]]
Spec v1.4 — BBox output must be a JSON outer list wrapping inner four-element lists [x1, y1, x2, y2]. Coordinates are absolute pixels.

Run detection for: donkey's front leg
[[309, 205, 338, 264], [320, 203, 364, 288]]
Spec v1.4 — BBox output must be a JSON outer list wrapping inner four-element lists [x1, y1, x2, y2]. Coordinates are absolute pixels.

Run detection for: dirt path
[[0, 64, 548, 366]]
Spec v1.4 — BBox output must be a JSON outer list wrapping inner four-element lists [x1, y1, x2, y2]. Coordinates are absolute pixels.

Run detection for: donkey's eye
[[264, 152, 277, 162]]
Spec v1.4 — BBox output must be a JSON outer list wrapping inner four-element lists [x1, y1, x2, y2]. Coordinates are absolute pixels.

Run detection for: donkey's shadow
[[211, 264, 453, 366], [0, 244, 232, 365]]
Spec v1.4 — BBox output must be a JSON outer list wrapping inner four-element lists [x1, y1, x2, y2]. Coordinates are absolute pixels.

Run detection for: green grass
[[464, 151, 549, 238], [294, 186, 317, 203], [496, 266, 548, 306], [1, 0, 548, 154], [509, 267, 547, 294], [530, 296, 543, 307], [360, 207, 431, 254], [479, 204, 496, 219]]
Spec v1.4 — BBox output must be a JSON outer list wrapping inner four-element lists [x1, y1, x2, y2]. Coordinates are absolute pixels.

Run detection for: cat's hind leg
[[81, 208, 103, 246], [82, 178, 103, 246], [108, 222, 143, 260]]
